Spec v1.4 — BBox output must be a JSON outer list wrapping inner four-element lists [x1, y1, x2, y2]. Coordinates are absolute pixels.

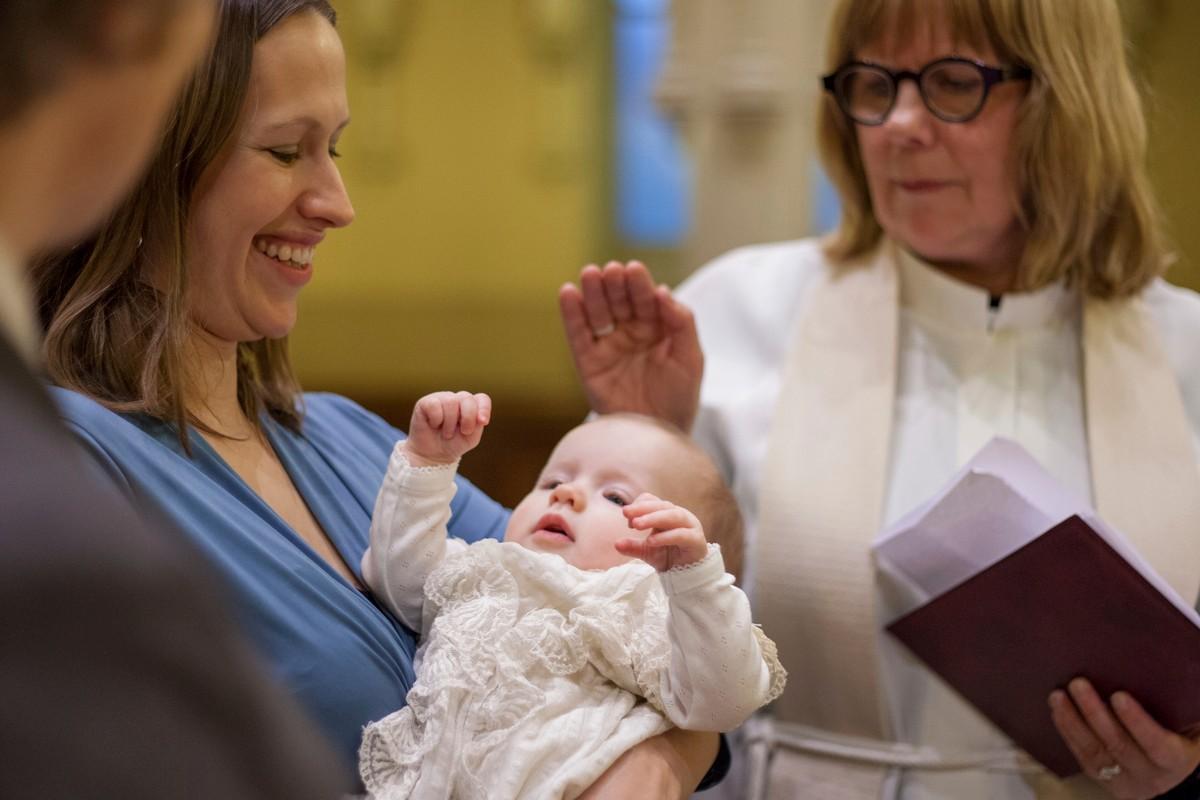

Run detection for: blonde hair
[[818, 0, 1168, 298], [595, 413, 745, 582]]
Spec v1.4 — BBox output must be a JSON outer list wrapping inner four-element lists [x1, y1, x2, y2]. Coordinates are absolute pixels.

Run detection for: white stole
[[753, 241, 1200, 798]]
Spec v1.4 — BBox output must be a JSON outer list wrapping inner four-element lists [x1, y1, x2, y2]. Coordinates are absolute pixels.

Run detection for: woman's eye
[[604, 491, 629, 507], [541, 480, 561, 490], [329, 146, 343, 159], [930, 72, 980, 95], [268, 149, 300, 165], [863, 77, 891, 98]]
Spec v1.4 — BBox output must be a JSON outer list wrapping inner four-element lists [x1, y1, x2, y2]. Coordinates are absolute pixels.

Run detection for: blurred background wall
[[292, 0, 1200, 507], [1138, 0, 1200, 290]]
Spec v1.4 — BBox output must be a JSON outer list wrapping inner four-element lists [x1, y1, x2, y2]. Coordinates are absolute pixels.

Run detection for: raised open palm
[[559, 261, 703, 432]]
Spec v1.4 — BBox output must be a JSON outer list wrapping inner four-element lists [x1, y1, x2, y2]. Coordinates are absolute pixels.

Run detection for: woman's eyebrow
[[260, 115, 351, 134]]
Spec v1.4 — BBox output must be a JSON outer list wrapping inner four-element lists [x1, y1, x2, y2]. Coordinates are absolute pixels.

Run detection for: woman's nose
[[299, 157, 355, 228], [883, 80, 935, 144], [549, 483, 585, 510]]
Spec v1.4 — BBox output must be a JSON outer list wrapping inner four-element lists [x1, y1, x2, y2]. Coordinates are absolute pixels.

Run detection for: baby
[[358, 391, 785, 800]]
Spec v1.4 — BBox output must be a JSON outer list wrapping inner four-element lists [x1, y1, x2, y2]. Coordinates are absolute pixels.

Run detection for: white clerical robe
[[678, 237, 1200, 799]]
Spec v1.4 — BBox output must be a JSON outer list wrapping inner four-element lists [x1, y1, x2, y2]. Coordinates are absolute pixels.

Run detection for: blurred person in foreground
[[561, 0, 1200, 798], [0, 0, 350, 797], [32, 1, 724, 795]]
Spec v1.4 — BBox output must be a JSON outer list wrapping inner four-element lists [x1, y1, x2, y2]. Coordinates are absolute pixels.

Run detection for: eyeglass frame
[[820, 57, 1033, 125]]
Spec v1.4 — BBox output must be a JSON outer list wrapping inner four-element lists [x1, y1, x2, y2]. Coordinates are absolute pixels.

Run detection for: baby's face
[[504, 417, 689, 570]]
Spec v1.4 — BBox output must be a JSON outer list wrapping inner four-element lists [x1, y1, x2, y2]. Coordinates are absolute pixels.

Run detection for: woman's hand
[[403, 391, 492, 467], [559, 261, 703, 432], [615, 493, 709, 572], [1050, 678, 1200, 798], [578, 728, 719, 800]]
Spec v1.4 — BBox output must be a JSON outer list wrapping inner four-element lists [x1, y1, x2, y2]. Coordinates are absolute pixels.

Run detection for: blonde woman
[[561, 0, 1200, 797]]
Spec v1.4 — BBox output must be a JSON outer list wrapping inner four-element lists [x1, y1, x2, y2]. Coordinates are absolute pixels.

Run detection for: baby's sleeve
[[360, 442, 463, 633], [648, 545, 787, 732]]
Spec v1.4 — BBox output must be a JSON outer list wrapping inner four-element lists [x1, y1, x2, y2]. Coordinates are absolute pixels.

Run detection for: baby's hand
[[615, 493, 708, 572], [404, 391, 492, 467]]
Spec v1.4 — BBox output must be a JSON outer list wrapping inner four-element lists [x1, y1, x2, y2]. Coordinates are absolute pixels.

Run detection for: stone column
[[658, 0, 837, 273]]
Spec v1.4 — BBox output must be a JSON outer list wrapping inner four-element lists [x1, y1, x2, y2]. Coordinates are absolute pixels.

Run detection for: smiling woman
[[30, 0, 511, 781], [187, 9, 353, 345], [36, 0, 343, 440], [29, 1, 724, 794]]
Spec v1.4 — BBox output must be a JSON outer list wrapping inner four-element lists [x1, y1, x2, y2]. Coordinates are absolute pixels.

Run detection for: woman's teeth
[[253, 237, 314, 268]]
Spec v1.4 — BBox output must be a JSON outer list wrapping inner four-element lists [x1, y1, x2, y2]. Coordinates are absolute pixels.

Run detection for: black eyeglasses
[[821, 57, 1033, 125]]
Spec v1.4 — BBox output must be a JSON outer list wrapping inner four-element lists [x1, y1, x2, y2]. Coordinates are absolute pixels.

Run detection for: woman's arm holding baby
[[360, 391, 492, 631], [578, 728, 719, 800]]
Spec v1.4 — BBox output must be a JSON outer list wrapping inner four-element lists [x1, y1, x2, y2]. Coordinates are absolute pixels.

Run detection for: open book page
[[872, 436, 1200, 626]]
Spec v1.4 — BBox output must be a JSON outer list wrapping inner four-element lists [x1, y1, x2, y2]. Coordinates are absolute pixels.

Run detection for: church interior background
[[290, 0, 1200, 506]]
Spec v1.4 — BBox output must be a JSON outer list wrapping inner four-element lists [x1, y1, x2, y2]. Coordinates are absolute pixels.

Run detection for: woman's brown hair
[[34, 0, 336, 446], [818, 0, 1168, 298]]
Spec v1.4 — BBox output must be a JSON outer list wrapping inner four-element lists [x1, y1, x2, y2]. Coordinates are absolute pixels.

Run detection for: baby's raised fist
[[404, 391, 492, 467]]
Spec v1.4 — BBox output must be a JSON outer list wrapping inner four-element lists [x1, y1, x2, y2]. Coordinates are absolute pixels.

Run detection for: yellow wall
[[291, 1, 609, 404], [294, 0, 1200, 402], [286, 2, 1200, 505], [1143, 0, 1200, 290]]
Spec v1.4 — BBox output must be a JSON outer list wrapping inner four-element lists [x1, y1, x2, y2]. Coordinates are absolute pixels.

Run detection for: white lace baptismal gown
[[358, 446, 786, 800]]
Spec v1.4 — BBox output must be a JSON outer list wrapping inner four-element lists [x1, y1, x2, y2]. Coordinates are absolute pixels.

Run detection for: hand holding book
[[872, 437, 1200, 793], [1049, 677, 1200, 798]]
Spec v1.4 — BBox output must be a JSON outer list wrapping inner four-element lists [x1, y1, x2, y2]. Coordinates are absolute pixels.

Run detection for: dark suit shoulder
[[1, 363, 350, 798]]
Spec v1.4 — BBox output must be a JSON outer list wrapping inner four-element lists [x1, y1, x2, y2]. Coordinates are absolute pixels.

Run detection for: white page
[[874, 472, 1052, 603], [873, 436, 1200, 627]]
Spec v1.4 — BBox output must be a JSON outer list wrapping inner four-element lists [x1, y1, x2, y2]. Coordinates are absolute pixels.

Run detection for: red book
[[887, 513, 1200, 777], [875, 439, 1200, 777]]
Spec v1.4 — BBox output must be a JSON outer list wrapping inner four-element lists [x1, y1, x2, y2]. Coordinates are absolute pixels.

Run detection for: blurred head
[[818, 0, 1168, 297], [36, 0, 343, 440], [505, 414, 744, 577], [0, 0, 215, 257]]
